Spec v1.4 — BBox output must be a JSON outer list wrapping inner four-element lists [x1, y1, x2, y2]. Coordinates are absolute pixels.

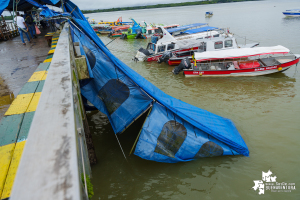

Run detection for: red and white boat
[[179, 45, 299, 77]]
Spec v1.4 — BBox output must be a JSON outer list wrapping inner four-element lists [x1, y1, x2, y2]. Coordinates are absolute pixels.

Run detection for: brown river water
[[0, 0, 299, 199]]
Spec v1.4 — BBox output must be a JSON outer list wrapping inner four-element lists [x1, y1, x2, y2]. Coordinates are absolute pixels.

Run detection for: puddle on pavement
[[0, 76, 14, 118]]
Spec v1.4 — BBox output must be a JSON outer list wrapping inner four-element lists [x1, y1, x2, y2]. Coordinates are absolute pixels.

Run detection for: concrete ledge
[[10, 23, 84, 200]]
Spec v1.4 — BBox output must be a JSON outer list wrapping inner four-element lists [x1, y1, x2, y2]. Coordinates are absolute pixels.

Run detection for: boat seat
[[210, 65, 216, 70], [233, 61, 240, 69]]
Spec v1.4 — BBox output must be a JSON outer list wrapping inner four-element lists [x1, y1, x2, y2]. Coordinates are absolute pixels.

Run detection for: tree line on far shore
[[81, 0, 257, 14]]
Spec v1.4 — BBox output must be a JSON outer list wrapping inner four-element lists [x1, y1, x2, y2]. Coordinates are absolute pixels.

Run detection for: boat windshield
[[147, 43, 156, 52]]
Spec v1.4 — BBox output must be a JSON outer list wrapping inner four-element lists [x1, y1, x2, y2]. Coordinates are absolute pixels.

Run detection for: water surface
[[86, 0, 300, 199]]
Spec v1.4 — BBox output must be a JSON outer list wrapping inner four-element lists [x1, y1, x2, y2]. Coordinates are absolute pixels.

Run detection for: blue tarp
[[0, 0, 61, 16], [64, 1, 249, 162], [0, 0, 60, 15], [183, 26, 218, 34], [167, 23, 208, 33], [71, 24, 153, 133], [0, 0, 10, 16]]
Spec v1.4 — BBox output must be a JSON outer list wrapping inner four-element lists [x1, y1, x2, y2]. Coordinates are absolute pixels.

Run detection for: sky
[[1, 0, 202, 15], [70, 0, 202, 10]]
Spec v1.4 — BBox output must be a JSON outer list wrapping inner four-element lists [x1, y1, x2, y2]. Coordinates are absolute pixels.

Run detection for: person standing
[[15, 12, 31, 45], [24, 11, 36, 39]]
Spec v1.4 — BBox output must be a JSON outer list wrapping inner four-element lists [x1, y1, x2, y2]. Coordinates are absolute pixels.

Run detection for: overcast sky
[[1, 0, 202, 15], [70, 0, 201, 10]]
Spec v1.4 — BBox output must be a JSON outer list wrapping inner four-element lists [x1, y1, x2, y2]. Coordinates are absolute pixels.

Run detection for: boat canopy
[[167, 23, 208, 33], [174, 39, 207, 49], [194, 45, 290, 61], [285, 9, 300, 11], [183, 26, 218, 34]]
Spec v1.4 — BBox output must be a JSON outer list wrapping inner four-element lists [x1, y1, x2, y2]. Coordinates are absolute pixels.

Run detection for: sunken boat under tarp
[[63, 0, 249, 163]]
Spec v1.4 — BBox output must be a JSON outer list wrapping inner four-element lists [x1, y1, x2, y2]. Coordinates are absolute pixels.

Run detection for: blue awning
[[183, 26, 218, 34], [167, 23, 208, 33], [0, 0, 60, 15]]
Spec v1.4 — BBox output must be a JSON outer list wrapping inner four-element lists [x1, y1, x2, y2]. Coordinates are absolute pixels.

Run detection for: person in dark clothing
[[23, 11, 36, 38]]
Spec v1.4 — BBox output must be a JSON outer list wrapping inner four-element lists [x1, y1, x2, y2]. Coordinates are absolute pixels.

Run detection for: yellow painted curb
[[28, 71, 47, 82], [26, 92, 41, 113], [43, 58, 52, 63], [1, 141, 26, 199], [4, 93, 34, 116], [48, 49, 55, 55], [0, 143, 15, 196]]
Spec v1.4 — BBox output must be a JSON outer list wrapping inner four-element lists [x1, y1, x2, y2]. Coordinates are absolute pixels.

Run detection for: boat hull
[[283, 12, 300, 17], [183, 58, 299, 77]]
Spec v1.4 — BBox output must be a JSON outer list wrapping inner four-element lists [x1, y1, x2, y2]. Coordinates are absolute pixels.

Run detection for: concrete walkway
[[0, 29, 50, 119]]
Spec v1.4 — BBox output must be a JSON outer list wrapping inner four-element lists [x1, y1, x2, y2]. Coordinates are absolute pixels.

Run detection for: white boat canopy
[[194, 45, 290, 61]]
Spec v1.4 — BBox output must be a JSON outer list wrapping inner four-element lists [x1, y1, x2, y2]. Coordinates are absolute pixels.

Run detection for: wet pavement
[[0, 29, 50, 119]]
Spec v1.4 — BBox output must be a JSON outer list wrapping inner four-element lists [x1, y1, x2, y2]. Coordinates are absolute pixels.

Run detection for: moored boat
[[205, 11, 213, 17], [98, 17, 124, 26], [146, 24, 180, 35], [282, 9, 300, 17], [135, 26, 258, 62], [108, 25, 131, 37], [166, 35, 259, 65], [176, 45, 299, 77], [119, 18, 147, 39]]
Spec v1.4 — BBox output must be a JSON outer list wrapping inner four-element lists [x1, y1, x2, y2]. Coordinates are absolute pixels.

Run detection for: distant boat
[[282, 9, 300, 17], [205, 11, 213, 17]]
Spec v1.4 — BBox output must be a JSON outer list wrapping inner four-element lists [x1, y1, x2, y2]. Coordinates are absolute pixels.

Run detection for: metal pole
[[61, 0, 64, 12], [12, 0, 15, 24], [78, 128, 88, 198]]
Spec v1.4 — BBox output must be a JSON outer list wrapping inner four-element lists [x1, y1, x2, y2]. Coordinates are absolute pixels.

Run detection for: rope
[[114, 134, 128, 161], [105, 37, 118, 46], [234, 33, 259, 43]]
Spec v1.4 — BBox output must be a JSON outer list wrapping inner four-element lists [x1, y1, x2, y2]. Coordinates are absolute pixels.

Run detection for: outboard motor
[[138, 47, 151, 56], [135, 30, 144, 39], [108, 29, 115, 37], [173, 57, 191, 75], [157, 51, 173, 63], [120, 33, 127, 39], [134, 47, 151, 61]]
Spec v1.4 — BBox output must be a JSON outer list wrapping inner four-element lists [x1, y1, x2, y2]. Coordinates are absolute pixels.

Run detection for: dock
[[0, 22, 95, 200]]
